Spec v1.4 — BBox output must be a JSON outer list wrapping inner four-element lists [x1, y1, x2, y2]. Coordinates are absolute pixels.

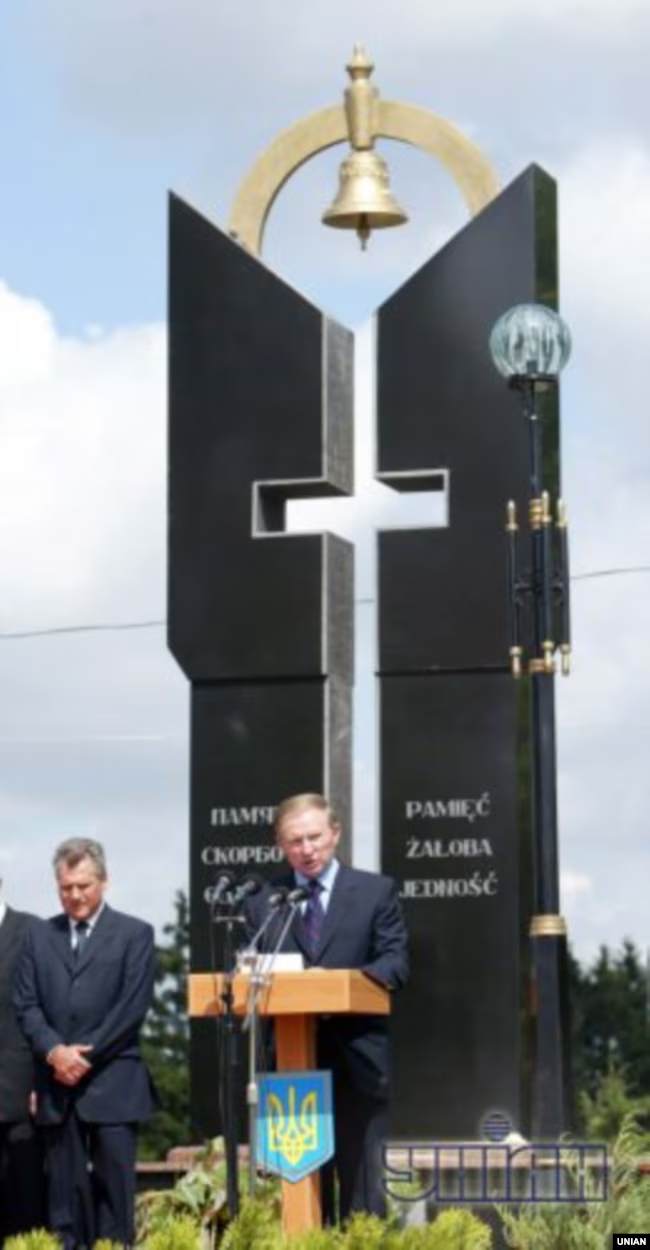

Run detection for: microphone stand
[[213, 894, 246, 1218], [245, 953, 266, 1197]]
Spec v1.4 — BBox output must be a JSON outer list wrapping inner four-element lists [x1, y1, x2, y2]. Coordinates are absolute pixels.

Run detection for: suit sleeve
[[13, 924, 63, 1058], [361, 879, 409, 991], [81, 922, 156, 1065]]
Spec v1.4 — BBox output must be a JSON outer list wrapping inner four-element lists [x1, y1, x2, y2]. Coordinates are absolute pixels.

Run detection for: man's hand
[[47, 1043, 93, 1086]]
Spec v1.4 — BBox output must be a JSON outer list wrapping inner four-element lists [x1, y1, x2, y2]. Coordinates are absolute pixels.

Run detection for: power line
[[0, 620, 164, 640], [0, 565, 648, 641], [572, 565, 650, 581]]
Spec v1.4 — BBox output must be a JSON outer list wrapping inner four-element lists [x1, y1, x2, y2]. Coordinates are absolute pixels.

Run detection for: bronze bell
[[322, 147, 408, 249]]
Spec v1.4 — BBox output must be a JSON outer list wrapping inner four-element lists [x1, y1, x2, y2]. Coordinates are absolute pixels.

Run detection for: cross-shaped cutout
[[253, 325, 448, 600], [252, 323, 449, 865]]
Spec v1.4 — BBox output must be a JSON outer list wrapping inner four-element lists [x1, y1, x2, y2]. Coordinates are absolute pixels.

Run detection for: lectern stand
[[188, 969, 389, 1234]]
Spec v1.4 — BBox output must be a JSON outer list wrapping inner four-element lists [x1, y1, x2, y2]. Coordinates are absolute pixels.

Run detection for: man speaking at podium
[[246, 792, 409, 1224]]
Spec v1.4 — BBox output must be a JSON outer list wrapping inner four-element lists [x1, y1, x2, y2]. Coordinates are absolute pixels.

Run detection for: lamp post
[[489, 303, 573, 1137]]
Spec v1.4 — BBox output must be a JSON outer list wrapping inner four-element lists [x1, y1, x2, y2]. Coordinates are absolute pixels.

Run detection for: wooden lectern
[[188, 969, 390, 1234]]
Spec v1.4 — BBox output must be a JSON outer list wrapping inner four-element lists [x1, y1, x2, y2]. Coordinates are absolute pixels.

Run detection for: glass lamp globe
[[489, 304, 572, 380]]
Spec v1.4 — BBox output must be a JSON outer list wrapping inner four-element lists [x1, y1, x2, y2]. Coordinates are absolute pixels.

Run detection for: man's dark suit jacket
[[245, 863, 409, 1100], [13, 904, 157, 1125], [0, 908, 35, 1123]]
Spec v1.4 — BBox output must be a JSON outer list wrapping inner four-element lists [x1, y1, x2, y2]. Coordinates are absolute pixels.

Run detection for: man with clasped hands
[[245, 792, 409, 1224], [14, 838, 157, 1249]]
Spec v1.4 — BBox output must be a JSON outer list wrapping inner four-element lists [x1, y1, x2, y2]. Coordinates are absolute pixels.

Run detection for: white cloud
[[16, 0, 650, 227], [561, 871, 592, 901], [0, 281, 55, 388], [560, 139, 650, 375], [551, 137, 650, 961], [28, 0, 650, 110], [0, 282, 188, 930], [0, 283, 166, 625]]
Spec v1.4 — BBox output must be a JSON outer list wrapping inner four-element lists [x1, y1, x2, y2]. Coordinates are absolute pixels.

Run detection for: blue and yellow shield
[[257, 1071, 334, 1183]]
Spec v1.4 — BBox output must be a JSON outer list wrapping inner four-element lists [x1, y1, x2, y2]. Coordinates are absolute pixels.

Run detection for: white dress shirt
[[68, 901, 105, 948], [294, 856, 339, 914]]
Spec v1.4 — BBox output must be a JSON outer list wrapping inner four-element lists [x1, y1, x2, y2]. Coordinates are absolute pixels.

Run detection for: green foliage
[[285, 1228, 343, 1250], [143, 1214, 203, 1250], [570, 939, 650, 1107], [140, 890, 191, 1161], [401, 1209, 492, 1249], [579, 1060, 650, 1147], [136, 1136, 489, 1249], [137, 1159, 228, 1241], [498, 1200, 602, 1250], [218, 1198, 282, 1250], [214, 1204, 491, 1250], [137, 1148, 281, 1246], [338, 1212, 401, 1250], [497, 1113, 650, 1249], [4, 1234, 61, 1250]]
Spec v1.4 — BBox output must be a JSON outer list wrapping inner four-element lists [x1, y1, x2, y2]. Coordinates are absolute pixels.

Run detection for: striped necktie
[[303, 880, 324, 955]]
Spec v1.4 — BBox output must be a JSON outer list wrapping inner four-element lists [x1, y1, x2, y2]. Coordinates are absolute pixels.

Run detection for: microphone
[[267, 886, 289, 910], [208, 871, 237, 907], [262, 883, 309, 969], [286, 885, 309, 906], [231, 873, 264, 905], [241, 885, 289, 958]]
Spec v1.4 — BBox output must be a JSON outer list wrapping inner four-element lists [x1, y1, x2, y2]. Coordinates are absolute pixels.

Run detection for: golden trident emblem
[[266, 1085, 318, 1167]]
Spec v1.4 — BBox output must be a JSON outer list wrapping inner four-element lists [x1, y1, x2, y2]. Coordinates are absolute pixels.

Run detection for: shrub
[[218, 1197, 282, 1250], [579, 1062, 650, 1148], [286, 1227, 344, 1250], [217, 1204, 491, 1250], [400, 1209, 492, 1249], [339, 1212, 402, 1250], [137, 1169, 224, 1241], [4, 1234, 61, 1250], [498, 1113, 650, 1249], [143, 1213, 203, 1250]]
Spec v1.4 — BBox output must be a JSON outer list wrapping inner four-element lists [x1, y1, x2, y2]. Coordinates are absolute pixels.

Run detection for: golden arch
[[228, 99, 500, 257]]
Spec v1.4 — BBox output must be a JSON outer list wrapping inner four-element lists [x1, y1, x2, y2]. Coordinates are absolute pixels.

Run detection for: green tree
[[139, 889, 191, 1159], [575, 940, 649, 1098]]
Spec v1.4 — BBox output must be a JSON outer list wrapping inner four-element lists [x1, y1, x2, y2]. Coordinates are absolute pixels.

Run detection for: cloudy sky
[[1, 0, 648, 965]]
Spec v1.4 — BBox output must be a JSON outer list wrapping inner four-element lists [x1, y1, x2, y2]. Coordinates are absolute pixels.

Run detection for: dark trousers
[[44, 1113, 137, 1250], [0, 1119, 45, 1242], [320, 1075, 388, 1225]]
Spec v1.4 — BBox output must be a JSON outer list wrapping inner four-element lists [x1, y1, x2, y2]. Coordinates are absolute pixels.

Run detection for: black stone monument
[[168, 164, 559, 1139]]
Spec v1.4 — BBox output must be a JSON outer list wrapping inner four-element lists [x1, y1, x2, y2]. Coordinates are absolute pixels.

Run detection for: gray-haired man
[[14, 839, 157, 1249]]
